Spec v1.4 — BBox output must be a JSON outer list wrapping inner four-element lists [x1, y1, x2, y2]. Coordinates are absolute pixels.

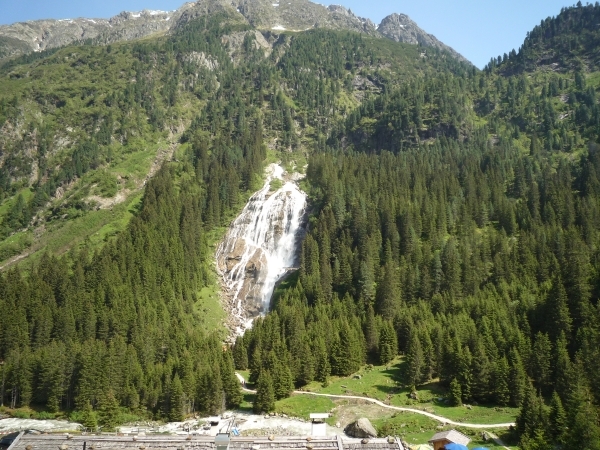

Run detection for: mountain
[[491, 2, 600, 74], [378, 13, 468, 63], [0, 0, 467, 63], [2, 2, 600, 447], [0, 7, 471, 421], [0, 9, 177, 59]]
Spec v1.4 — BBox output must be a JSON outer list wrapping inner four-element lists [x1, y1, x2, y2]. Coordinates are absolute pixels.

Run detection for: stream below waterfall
[[216, 163, 307, 336]]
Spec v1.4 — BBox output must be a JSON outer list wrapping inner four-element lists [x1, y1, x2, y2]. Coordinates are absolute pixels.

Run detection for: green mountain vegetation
[[234, 3, 600, 449], [1, 2, 600, 448], [0, 10, 465, 425]]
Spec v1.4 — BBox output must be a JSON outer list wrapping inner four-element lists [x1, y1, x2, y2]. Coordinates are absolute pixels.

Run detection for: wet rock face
[[216, 164, 306, 337]]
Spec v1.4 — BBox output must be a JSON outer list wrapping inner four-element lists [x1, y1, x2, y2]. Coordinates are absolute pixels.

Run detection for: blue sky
[[0, 0, 575, 68]]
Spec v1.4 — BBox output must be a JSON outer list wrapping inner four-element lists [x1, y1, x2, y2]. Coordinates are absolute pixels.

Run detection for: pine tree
[[81, 401, 98, 431], [221, 352, 243, 408], [314, 338, 331, 383], [531, 332, 551, 394], [509, 348, 528, 407], [254, 371, 275, 414], [375, 262, 401, 319], [378, 321, 397, 365], [548, 391, 567, 446], [546, 276, 572, 341], [566, 377, 600, 450], [272, 361, 293, 400], [98, 390, 120, 432], [168, 374, 184, 422], [233, 337, 248, 370], [494, 356, 510, 406], [406, 329, 424, 387], [516, 383, 547, 442], [449, 378, 462, 406], [519, 428, 550, 450]]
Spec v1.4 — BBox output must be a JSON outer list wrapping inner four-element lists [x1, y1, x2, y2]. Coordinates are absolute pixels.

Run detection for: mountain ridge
[[0, 0, 469, 63]]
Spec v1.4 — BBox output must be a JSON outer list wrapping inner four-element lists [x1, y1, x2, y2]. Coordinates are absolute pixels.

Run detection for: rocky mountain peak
[[378, 12, 468, 62], [0, 0, 469, 64]]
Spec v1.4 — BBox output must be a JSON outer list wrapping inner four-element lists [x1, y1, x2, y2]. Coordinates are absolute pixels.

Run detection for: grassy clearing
[[373, 413, 518, 449], [240, 392, 256, 413], [275, 395, 335, 420], [372, 411, 439, 445], [194, 282, 226, 334], [1, 190, 143, 269], [0, 187, 34, 216], [0, 230, 33, 263], [301, 358, 518, 426]]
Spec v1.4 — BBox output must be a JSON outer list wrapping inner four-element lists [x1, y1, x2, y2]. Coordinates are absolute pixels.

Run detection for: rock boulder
[[344, 418, 377, 438]]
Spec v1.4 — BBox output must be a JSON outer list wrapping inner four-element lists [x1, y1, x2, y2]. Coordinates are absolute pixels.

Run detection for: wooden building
[[427, 430, 470, 450], [6, 432, 406, 450]]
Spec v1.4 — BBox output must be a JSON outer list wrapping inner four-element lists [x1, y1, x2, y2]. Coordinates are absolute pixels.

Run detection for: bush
[[269, 179, 283, 191], [12, 409, 31, 419]]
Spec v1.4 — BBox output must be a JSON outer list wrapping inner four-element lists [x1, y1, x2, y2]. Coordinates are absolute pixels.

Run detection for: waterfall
[[216, 163, 307, 335]]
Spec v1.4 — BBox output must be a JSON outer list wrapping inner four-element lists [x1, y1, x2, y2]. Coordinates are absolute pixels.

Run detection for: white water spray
[[216, 164, 307, 334]]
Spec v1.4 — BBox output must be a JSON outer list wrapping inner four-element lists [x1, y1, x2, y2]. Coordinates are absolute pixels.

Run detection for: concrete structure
[[309, 414, 329, 437], [427, 430, 470, 450]]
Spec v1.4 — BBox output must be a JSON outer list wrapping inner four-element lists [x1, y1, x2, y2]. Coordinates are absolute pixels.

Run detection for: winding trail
[[235, 373, 515, 431]]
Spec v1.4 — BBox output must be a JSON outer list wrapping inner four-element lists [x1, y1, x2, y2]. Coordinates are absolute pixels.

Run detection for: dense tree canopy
[[1, 4, 600, 446]]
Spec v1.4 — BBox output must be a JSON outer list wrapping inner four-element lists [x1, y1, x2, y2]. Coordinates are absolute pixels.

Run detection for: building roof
[[427, 430, 470, 446], [7, 433, 405, 450]]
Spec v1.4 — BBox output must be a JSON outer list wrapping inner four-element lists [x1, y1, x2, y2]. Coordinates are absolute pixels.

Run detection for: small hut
[[428, 430, 470, 450]]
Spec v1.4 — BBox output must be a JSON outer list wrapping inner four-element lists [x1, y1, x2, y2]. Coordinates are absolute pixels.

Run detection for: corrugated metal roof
[[427, 430, 470, 446]]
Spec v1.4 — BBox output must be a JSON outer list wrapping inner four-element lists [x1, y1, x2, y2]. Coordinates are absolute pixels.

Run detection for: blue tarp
[[443, 444, 469, 450]]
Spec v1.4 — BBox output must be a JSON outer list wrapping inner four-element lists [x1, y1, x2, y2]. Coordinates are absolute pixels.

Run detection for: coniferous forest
[[1, 2, 600, 448]]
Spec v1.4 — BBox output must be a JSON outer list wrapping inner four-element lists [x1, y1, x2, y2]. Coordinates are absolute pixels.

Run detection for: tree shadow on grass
[[239, 392, 255, 413], [374, 359, 410, 396]]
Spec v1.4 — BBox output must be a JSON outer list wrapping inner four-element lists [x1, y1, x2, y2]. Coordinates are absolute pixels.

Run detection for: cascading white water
[[216, 163, 307, 335]]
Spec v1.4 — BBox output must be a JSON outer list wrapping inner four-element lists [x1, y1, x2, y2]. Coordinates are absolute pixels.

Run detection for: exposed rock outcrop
[[0, 0, 470, 65], [378, 13, 468, 63]]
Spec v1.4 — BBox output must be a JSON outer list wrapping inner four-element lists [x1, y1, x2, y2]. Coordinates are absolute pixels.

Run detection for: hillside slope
[[0, 10, 473, 423], [2, 3, 600, 448], [236, 4, 600, 449]]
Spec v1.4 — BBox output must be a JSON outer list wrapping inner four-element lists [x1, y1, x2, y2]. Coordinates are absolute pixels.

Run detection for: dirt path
[[236, 373, 515, 430]]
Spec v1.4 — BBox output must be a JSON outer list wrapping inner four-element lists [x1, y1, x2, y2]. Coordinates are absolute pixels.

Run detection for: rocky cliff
[[0, 0, 468, 63], [0, 9, 187, 58], [378, 13, 468, 63]]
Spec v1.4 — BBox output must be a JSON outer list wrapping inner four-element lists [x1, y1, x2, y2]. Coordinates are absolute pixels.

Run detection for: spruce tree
[[254, 371, 275, 414], [494, 357, 510, 406], [449, 378, 462, 406], [549, 391, 567, 446], [516, 383, 548, 443], [406, 329, 424, 388], [98, 391, 120, 432], [314, 338, 331, 383], [378, 321, 397, 365], [169, 374, 184, 422], [81, 401, 98, 431], [221, 352, 243, 408]]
